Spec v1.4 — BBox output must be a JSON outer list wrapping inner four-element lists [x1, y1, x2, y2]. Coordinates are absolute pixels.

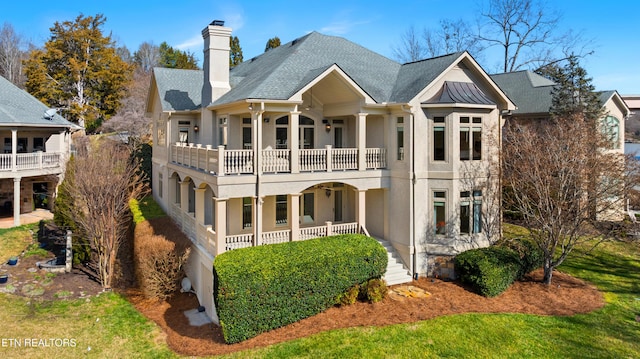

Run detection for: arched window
[[602, 116, 620, 149]]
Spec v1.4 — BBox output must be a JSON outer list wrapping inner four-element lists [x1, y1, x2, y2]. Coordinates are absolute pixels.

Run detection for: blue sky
[[2, 0, 639, 94]]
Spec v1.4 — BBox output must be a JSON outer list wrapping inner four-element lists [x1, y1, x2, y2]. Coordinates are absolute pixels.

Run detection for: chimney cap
[[210, 20, 225, 26]]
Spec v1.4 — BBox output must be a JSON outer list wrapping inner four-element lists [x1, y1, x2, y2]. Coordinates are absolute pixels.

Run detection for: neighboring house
[[0, 75, 80, 226], [147, 20, 515, 321], [491, 70, 630, 220]]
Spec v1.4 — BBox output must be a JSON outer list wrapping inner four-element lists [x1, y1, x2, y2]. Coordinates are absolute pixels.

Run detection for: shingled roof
[[0, 75, 79, 129], [152, 67, 203, 111], [490, 70, 554, 115]]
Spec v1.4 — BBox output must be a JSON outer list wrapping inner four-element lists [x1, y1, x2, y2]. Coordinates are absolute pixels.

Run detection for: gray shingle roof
[[0, 75, 79, 128], [153, 67, 203, 111], [490, 70, 554, 114], [390, 53, 463, 103], [214, 32, 402, 106]]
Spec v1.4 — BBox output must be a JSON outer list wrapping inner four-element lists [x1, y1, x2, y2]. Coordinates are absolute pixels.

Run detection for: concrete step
[[373, 237, 413, 286]]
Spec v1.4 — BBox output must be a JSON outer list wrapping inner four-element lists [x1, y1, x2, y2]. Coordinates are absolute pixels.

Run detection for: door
[[334, 127, 343, 148], [334, 190, 343, 222]]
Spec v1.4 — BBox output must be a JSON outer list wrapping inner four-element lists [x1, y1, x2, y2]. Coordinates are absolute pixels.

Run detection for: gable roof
[[152, 67, 203, 111], [214, 32, 401, 106], [490, 70, 554, 115], [424, 81, 495, 105], [0, 75, 79, 129]]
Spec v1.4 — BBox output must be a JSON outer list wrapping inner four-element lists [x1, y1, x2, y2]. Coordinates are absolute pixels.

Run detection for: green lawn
[[0, 223, 38, 264], [0, 224, 638, 358]]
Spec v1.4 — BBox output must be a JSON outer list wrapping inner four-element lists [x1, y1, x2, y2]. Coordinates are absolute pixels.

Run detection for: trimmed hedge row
[[213, 234, 387, 344], [454, 240, 543, 297]]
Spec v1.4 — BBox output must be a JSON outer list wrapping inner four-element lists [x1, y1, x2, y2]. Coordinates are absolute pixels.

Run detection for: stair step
[[374, 237, 412, 286]]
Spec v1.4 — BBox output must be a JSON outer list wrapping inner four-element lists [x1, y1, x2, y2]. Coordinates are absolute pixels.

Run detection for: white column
[[355, 188, 366, 231], [356, 113, 367, 171], [13, 177, 20, 226], [214, 198, 227, 255], [289, 193, 300, 241], [251, 107, 264, 175], [194, 188, 205, 225], [179, 181, 190, 212], [290, 111, 300, 173], [11, 129, 17, 172], [254, 196, 264, 246]]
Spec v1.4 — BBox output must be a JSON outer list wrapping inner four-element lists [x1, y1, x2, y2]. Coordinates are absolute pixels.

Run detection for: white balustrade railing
[[332, 148, 358, 170], [262, 149, 290, 173], [299, 149, 327, 172], [225, 233, 254, 251], [299, 225, 327, 241], [262, 229, 291, 245], [0, 152, 63, 172], [332, 222, 359, 235], [366, 148, 386, 169], [224, 150, 254, 174]]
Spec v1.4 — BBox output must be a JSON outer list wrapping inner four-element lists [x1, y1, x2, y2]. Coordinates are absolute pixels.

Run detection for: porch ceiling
[[312, 72, 363, 105]]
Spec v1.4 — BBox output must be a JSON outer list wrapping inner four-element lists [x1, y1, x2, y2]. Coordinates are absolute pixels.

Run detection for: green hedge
[[454, 240, 544, 297], [213, 234, 387, 343], [454, 247, 521, 297]]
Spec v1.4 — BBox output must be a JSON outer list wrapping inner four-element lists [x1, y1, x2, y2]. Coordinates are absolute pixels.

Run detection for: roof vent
[[43, 108, 57, 120], [210, 20, 225, 26]]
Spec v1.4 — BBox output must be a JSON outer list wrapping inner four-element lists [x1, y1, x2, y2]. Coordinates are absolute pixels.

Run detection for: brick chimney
[[202, 20, 231, 106]]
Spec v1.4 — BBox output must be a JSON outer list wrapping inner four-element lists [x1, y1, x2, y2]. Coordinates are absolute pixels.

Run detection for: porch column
[[214, 198, 227, 255], [251, 106, 265, 175], [254, 196, 264, 246], [355, 189, 367, 232], [290, 111, 300, 173], [289, 193, 300, 241], [356, 113, 367, 171], [13, 177, 21, 226], [194, 188, 206, 225], [179, 181, 190, 212], [11, 128, 17, 172]]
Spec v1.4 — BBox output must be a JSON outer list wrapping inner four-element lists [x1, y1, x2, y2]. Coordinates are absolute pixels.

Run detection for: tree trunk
[[543, 261, 553, 285]]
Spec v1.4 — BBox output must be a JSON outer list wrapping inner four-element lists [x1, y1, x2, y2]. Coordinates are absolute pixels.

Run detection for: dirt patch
[[128, 269, 604, 357]]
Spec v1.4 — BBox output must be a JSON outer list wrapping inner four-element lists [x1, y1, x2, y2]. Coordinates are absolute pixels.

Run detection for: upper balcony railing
[[171, 143, 386, 175], [0, 152, 64, 172]]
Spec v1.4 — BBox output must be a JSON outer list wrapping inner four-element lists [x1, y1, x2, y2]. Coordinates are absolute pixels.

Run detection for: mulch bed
[[127, 269, 604, 357]]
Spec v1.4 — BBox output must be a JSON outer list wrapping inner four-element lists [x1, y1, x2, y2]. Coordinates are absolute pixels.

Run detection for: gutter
[[401, 104, 416, 279]]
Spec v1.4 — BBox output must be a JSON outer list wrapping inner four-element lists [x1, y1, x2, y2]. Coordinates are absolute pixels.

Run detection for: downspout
[[401, 104, 416, 279]]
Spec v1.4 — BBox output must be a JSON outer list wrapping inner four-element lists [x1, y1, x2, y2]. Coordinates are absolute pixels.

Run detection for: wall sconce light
[[325, 188, 332, 197], [264, 117, 270, 123], [323, 119, 331, 132], [193, 125, 199, 132], [248, 103, 254, 111]]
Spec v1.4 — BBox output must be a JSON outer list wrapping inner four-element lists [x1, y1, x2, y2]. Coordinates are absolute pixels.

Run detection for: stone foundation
[[426, 254, 457, 280]]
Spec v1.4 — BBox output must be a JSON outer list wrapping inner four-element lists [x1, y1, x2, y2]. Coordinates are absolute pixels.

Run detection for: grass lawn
[[0, 223, 638, 358], [0, 223, 38, 264]]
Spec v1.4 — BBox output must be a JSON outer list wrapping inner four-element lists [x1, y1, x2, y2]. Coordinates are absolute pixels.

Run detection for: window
[[460, 190, 482, 234], [275, 116, 288, 149], [460, 116, 482, 160], [33, 137, 44, 152], [218, 117, 228, 147], [299, 116, 314, 149], [300, 192, 315, 223], [434, 191, 446, 234], [242, 197, 252, 229], [157, 115, 166, 146], [397, 117, 405, 160], [17, 138, 27, 153], [433, 116, 445, 161], [275, 195, 287, 225], [602, 116, 620, 149], [242, 118, 252, 149], [158, 173, 163, 199]]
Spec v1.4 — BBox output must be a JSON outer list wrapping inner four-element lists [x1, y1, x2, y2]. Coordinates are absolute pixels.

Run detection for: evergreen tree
[[230, 35, 243, 67], [23, 14, 133, 132], [158, 41, 199, 70], [536, 55, 603, 122], [264, 36, 281, 52]]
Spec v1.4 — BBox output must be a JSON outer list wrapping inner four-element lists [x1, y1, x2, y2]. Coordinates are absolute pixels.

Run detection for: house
[[0, 75, 80, 227], [491, 70, 630, 220], [147, 20, 515, 320]]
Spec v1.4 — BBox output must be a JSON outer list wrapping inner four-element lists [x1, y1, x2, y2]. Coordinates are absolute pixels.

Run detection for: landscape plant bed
[[127, 268, 604, 357]]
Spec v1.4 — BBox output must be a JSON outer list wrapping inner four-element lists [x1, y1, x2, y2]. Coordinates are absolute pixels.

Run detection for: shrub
[[336, 284, 360, 306], [360, 278, 387, 303], [454, 247, 521, 297], [214, 234, 387, 344], [133, 217, 191, 300]]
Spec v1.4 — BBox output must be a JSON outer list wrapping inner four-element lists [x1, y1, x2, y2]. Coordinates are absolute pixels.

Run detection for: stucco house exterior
[[0, 75, 80, 227], [148, 20, 515, 320], [491, 70, 630, 220]]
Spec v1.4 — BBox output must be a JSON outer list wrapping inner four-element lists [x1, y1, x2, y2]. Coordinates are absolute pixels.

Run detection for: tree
[[158, 41, 199, 70], [391, 25, 425, 63], [230, 35, 243, 67], [23, 14, 133, 132], [0, 22, 28, 86], [423, 19, 485, 59], [264, 36, 281, 52], [134, 41, 160, 73], [57, 138, 146, 289]]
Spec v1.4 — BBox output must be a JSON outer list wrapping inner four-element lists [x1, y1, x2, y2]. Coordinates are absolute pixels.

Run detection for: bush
[[337, 284, 360, 306], [454, 247, 521, 297], [360, 278, 387, 303], [506, 239, 544, 278], [133, 217, 191, 300], [214, 234, 387, 344]]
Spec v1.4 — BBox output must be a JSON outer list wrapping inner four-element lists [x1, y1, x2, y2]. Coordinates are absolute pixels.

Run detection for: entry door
[[334, 190, 343, 222], [300, 127, 314, 149], [334, 127, 343, 148]]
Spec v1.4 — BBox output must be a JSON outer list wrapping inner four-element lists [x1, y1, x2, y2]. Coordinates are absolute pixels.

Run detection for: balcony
[[0, 152, 64, 173], [170, 143, 386, 175]]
